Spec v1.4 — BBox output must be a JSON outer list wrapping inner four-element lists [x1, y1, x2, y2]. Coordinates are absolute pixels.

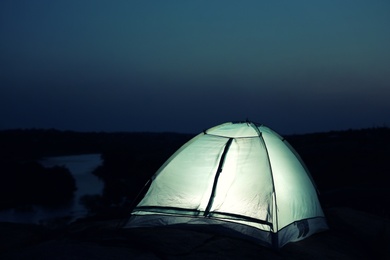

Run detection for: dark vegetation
[[288, 127, 390, 217], [0, 162, 76, 209], [0, 127, 389, 220]]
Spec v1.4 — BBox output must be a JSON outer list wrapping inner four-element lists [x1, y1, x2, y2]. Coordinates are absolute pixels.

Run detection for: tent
[[124, 121, 328, 248]]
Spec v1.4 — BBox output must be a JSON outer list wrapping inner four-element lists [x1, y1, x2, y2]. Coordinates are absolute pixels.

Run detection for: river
[[0, 154, 104, 224]]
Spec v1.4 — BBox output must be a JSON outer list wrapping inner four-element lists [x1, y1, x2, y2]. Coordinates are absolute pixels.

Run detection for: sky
[[1, 0, 390, 135]]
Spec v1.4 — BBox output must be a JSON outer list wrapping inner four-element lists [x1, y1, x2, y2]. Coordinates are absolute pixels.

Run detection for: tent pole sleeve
[[251, 122, 279, 235], [259, 135, 279, 233], [204, 138, 233, 217]]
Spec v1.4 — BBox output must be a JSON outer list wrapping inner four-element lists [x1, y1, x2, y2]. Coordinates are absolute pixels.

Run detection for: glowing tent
[[124, 121, 328, 248]]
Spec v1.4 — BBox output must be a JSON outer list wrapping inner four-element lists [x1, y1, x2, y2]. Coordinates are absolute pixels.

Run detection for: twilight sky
[[1, 1, 390, 135]]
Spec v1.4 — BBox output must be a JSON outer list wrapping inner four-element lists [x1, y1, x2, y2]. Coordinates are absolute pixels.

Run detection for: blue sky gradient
[[1, 1, 390, 134]]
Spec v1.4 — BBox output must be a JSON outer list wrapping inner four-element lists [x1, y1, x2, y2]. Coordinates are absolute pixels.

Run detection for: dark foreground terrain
[[0, 207, 389, 259], [0, 127, 389, 259]]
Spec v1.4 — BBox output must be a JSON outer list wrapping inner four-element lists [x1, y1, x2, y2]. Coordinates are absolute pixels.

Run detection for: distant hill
[[0, 129, 194, 161]]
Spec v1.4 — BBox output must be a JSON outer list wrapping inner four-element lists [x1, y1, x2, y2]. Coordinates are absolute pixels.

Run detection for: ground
[[0, 207, 389, 259]]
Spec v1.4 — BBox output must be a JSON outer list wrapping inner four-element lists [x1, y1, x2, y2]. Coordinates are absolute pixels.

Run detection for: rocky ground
[[0, 207, 389, 259]]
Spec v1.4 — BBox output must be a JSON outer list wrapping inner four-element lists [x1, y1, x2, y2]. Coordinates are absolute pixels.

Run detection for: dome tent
[[124, 121, 328, 248]]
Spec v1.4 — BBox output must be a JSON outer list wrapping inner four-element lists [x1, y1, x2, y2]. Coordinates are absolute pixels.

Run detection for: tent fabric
[[124, 121, 328, 248]]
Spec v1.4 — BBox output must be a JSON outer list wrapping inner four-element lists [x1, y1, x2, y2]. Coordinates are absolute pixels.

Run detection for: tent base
[[124, 214, 328, 249]]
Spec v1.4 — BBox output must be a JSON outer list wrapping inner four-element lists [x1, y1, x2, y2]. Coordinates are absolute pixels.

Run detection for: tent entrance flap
[[204, 138, 233, 217]]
